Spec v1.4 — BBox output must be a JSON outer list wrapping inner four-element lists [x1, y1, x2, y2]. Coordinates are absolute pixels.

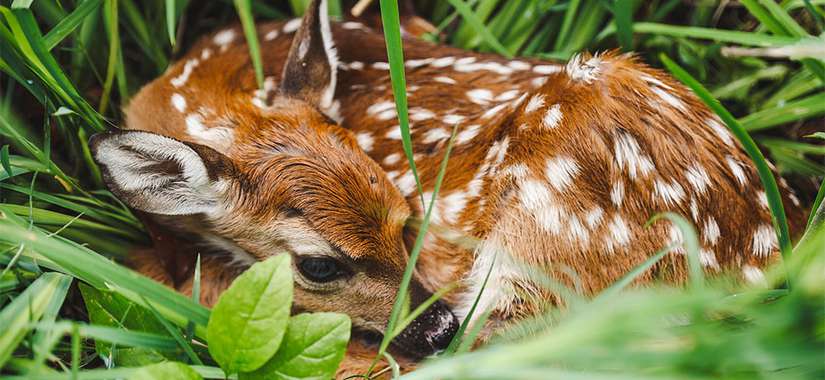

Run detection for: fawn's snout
[[393, 299, 459, 358]]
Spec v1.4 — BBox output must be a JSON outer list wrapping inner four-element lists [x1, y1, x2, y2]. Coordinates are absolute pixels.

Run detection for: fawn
[[90, 0, 804, 376]]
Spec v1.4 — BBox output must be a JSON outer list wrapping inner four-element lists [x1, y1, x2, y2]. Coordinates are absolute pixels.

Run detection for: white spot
[[422, 128, 451, 144], [367, 101, 395, 115], [467, 89, 494, 105], [531, 77, 548, 87], [170, 58, 200, 88], [434, 76, 457, 84], [668, 224, 685, 254], [200, 48, 213, 60], [690, 198, 700, 220], [544, 156, 579, 191], [532, 65, 561, 74], [264, 29, 279, 41], [708, 118, 734, 146], [520, 180, 563, 234], [383, 153, 402, 166], [170, 93, 186, 112], [482, 103, 509, 119], [283, 18, 302, 33], [653, 178, 686, 207], [568, 215, 589, 243], [742, 265, 767, 285], [442, 114, 465, 125], [614, 132, 655, 179], [456, 125, 481, 144], [405, 58, 434, 68], [409, 107, 436, 121], [342, 61, 364, 70], [502, 163, 529, 178], [454, 61, 514, 75], [703, 217, 720, 245], [611, 181, 625, 206], [725, 155, 748, 187], [495, 90, 520, 102], [606, 214, 632, 251], [585, 207, 604, 229], [372, 62, 391, 70], [651, 86, 687, 112], [542, 104, 563, 129], [565, 54, 601, 83], [395, 171, 417, 197], [376, 108, 398, 121], [440, 191, 469, 224], [454, 57, 477, 65], [752, 225, 777, 257], [699, 249, 720, 269], [385, 127, 403, 140], [213, 29, 236, 47], [342, 21, 364, 30], [641, 74, 672, 90], [685, 164, 710, 194], [508, 60, 532, 70], [524, 94, 545, 114], [431, 56, 456, 67], [757, 191, 769, 209], [355, 132, 374, 152], [185, 113, 234, 149]]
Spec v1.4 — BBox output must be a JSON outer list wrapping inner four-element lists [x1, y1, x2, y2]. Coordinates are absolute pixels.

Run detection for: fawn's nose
[[393, 300, 459, 359]]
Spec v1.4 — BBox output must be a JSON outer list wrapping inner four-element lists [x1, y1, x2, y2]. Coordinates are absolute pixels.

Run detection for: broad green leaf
[[207, 255, 293, 375], [129, 362, 202, 380], [240, 313, 350, 380], [79, 284, 168, 360], [0, 272, 72, 368]]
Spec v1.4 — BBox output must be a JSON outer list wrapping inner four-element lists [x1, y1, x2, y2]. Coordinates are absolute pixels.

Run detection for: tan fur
[[121, 18, 805, 378]]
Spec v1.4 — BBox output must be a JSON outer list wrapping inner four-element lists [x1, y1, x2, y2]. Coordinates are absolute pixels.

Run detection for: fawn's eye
[[298, 257, 346, 283]]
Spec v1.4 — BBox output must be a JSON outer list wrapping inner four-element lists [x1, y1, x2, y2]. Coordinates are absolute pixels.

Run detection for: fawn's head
[[90, 0, 457, 358]]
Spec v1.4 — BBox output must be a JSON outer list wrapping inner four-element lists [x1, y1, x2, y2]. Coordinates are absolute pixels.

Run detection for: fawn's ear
[[279, 0, 338, 109], [89, 131, 232, 216]]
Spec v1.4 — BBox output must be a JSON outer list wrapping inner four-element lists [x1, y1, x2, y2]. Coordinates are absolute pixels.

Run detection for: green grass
[[1, 0, 824, 379]]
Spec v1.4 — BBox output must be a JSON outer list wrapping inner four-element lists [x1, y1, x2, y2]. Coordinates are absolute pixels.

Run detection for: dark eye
[[298, 257, 345, 283]]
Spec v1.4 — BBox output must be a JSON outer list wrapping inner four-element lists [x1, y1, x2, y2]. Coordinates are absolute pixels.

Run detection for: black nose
[[393, 300, 459, 359]]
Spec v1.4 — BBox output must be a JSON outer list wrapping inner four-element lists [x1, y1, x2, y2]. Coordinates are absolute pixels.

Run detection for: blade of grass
[[234, 0, 264, 90], [443, 0, 512, 57], [42, 0, 103, 50], [739, 91, 825, 131]]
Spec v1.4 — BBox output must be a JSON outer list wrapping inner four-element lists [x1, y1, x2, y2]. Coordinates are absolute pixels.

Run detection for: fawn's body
[[95, 4, 804, 377]]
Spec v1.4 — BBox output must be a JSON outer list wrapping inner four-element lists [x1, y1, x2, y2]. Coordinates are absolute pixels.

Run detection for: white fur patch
[[170, 58, 200, 88], [685, 164, 710, 194], [757, 191, 769, 209], [264, 29, 279, 41], [610, 181, 625, 206], [703, 217, 720, 245], [383, 153, 402, 166], [585, 207, 604, 229], [508, 60, 531, 70], [565, 54, 601, 83], [606, 214, 632, 251], [524, 94, 545, 114], [372, 62, 391, 70], [532, 65, 561, 74], [395, 171, 417, 197], [542, 104, 563, 129], [283, 18, 302, 33], [367, 101, 395, 115], [443, 114, 465, 125], [213, 29, 236, 47], [614, 132, 655, 179], [752, 224, 777, 257], [651, 86, 687, 112], [544, 156, 579, 191], [520, 180, 563, 234], [355, 131, 374, 152], [422, 128, 451, 144], [385, 127, 403, 140], [434, 76, 457, 84], [456, 125, 481, 144], [708, 118, 734, 146], [431, 56, 456, 67], [653, 178, 686, 207], [170, 93, 186, 112], [742, 265, 767, 285], [725, 155, 748, 187], [466, 89, 494, 105], [410, 107, 436, 121]]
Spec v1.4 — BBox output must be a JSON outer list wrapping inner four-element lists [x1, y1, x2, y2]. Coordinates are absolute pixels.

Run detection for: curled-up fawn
[[90, 0, 804, 377]]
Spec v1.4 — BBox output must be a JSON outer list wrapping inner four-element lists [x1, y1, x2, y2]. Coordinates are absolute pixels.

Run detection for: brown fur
[[120, 17, 805, 378]]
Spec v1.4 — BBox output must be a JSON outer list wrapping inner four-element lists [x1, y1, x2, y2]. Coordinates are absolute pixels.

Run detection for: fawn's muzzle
[[392, 299, 459, 359]]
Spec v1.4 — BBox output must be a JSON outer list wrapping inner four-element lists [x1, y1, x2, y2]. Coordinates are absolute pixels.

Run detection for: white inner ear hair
[[318, 0, 339, 110], [95, 132, 220, 215]]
